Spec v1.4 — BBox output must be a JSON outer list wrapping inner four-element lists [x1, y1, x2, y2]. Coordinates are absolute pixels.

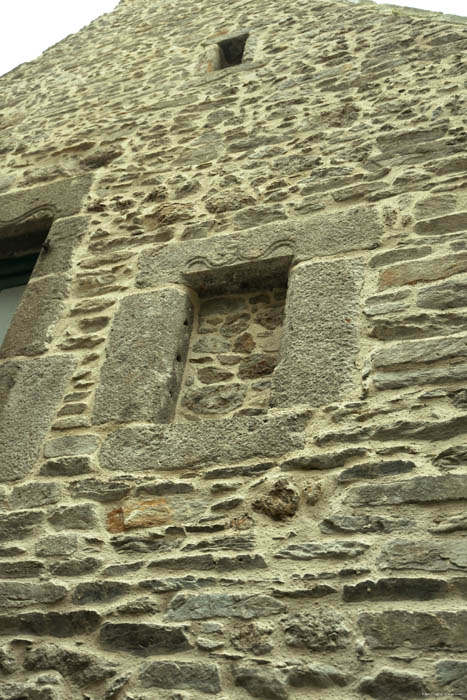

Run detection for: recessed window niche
[[178, 285, 286, 420], [217, 31, 249, 68]]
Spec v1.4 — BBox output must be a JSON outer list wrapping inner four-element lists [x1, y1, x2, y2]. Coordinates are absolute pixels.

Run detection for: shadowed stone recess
[[0, 356, 76, 482], [100, 411, 307, 472], [93, 288, 193, 424], [272, 259, 363, 407]]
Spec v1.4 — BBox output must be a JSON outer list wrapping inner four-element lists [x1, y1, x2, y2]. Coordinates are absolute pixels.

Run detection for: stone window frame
[[0, 175, 92, 358], [201, 29, 258, 73]]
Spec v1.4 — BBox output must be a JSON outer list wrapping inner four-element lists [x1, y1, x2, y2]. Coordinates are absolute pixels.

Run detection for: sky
[[0, 0, 466, 77]]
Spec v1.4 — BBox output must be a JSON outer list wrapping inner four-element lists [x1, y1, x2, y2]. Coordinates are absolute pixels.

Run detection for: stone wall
[[0, 0, 467, 698]]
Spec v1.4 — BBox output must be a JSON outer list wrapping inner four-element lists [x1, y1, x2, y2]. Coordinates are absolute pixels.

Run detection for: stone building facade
[[0, 0, 467, 697]]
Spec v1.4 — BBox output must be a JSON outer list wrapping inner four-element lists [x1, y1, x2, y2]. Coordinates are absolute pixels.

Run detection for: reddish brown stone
[[233, 333, 256, 354], [107, 499, 172, 533], [379, 253, 467, 290], [252, 479, 299, 521], [198, 367, 234, 384], [239, 354, 276, 379]]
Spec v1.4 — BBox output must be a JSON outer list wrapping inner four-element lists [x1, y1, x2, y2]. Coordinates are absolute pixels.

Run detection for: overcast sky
[[0, 0, 466, 77]]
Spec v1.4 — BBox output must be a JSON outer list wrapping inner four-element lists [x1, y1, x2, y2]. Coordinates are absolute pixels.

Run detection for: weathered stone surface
[[373, 363, 467, 390], [0, 582, 67, 608], [275, 541, 369, 560], [50, 557, 101, 577], [415, 211, 467, 235], [433, 444, 467, 469], [99, 622, 191, 656], [183, 383, 247, 415], [0, 510, 44, 541], [72, 581, 130, 604], [100, 411, 307, 472], [283, 609, 349, 651], [0, 610, 100, 637], [346, 474, 467, 506], [317, 415, 467, 447], [139, 661, 221, 694], [271, 259, 363, 407], [372, 333, 467, 373], [343, 578, 448, 602], [281, 447, 368, 471], [233, 660, 348, 699], [137, 207, 381, 291], [0, 560, 44, 578], [0, 176, 92, 228], [252, 478, 299, 520], [369, 246, 432, 268], [0, 682, 59, 700], [165, 593, 285, 621], [418, 275, 467, 309], [135, 480, 195, 496], [337, 459, 415, 482], [40, 456, 92, 476], [320, 514, 414, 535], [359, 668, 427, 699], [379, 252, 467, 290], [0, 274, 70, 357], [204, 461, 274, 479], [43, 434, 100, 458], [35, 534, 78, 557], [436, 660, 467, 698], [93, 288, 193, 424], [140, 575, 217, 593], [32, 216, 88, 278], [48, 503, 98, 530], [378, 539, 467, 571], [358, 610, 467, 650], [0, 356, 76, 481], [9, 482, 61, 508], [69, 478, 130, 502], [231, 621, 275, 655], [24, 643, 117, 687]]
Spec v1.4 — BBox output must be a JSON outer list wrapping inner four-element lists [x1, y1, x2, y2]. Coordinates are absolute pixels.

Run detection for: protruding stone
[[283, 609, 349, 651], [359, 610, 467, 650], [360, 668, 427, 699], [139, 661, 221, 694], [99, 622, 191, 656], [275, 541, 369, 560], [165, 592, 285, 621]]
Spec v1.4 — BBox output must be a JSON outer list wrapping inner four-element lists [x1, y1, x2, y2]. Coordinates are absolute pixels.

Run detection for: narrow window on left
[[0, 215, 52, 346]]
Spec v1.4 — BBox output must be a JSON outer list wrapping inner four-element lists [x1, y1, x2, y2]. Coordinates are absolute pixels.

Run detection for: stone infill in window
[[178, 286, 286, 420]]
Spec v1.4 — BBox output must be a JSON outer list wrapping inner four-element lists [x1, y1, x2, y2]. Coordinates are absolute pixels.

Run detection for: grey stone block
[[24, 643, 117, 688], [100, 411, 307, 472], [371, 333, 467, 370], [93, 288, 193, 424], [48, 504, 98, 531], [275, 541, 369, 560], [43, 434, 100, 458], [378, 539, 467, 571], [0, 356, 76, 482], [283, 609, 349, 651], [271, 260, 363, 407], [360, 668, 427, 699], [0, 274, 70, 358], [165, 592, 285, 621], [137, 206, 382, 290], [358, 610, 467, 650], [0, 582, 67, 608], [139, 660, 221, 694], [346, 474, 467, 506], [99, 622, 191, 656], [10, 482, 61, 509], [32, 215, 88, 278], [343, 578, 448, 602], [0, 610, 100, 637], [0, 511, 44, 541], [436, 661, 467, 698], [35, 535, 78, 558]]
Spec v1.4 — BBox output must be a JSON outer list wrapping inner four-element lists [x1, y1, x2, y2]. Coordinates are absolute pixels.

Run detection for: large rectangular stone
[[0, 356, 76, 482], [32, 215, 88, 278], [346, 474, 467, 507], [271, 260, 363, 407], [359, 610, 467, 650], [93, 288, 193, 424], [378, 539, 467, 571], [99, 411, 307, 472], [137, 207, 382, 290]]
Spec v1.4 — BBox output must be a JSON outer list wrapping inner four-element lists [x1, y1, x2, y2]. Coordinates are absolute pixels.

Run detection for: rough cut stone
[[233, 660, 348, 699], [10, 482, 61, 509], [99, 622, 191, 656], [436, 660, 467, 698], [0, 356, 76, 481], [275, 541, 369, 560], [271, 259, 363, 407], [281, 447, 368, 471], [24, 643, 117, 688], [0, 561, 44, 578], [378, 539, 467, 571], [320, 514, 414, 534], [0, 582, 67, 608], [343, 578, 448, 602], [137, 207, 382, 291], [371, 333, 467, 370], [50, 558, 101, 577], [139, 661, 221, 694], [433, 444, 467, 469], [48, 504, 98, 530], [35, 535, 78, 558], [0, 610, 100, 637], [0, 274, 70, 357], [93, 288, 193, 424], [72, 581, 130, 604], [69, 478, 130, 502], [346, 474, 467, 506], [283, 609, 349, 650], [415, 211, 467, 235], [0, 510, 44, 541], [359, 668, 427, 699], [417, 275, 467, 309], [32, 215, 88, 278], [165, 592, 285, 621], [358, 610, 467, 650], [378, 252, 467, 290], [337, 459, 415, 482], [40, 456, 92, 476], [0, 682, 59, 700], [100, 411, 307, 472], [43, 434, 100, 458]]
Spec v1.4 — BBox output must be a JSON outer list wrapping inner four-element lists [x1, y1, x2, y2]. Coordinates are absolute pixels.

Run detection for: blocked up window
[[0, 217, 52, 345]]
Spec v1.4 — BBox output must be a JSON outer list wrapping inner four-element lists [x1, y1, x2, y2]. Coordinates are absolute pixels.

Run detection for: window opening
[[0, 218, 52, 345], [217, 31, 249, 68]]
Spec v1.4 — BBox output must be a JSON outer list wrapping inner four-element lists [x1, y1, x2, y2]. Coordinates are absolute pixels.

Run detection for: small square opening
[[217, 32, 249, 68]]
